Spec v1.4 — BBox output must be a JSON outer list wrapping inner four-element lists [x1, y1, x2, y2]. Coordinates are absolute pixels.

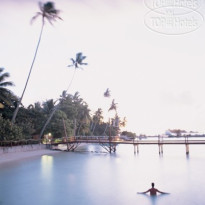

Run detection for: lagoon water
[[1, 142, 205, 205]]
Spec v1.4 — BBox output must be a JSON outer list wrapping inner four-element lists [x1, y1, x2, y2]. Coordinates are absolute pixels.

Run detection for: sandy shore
[[0, 149, 61, 165]]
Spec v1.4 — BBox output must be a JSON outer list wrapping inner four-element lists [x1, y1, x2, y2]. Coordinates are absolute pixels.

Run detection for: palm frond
[[67, 58, 75, 67], [80, 56, 87, 61], [61, 90, 67, 99], [76, 52, 83, 61], [104, 88, 111, 97], [0, 81, 14, 87], [67, 53, 87, 69], [80, 62, 88, 66], [31, 1, 62, 25], [108, 99, 117, 112], [0, 71, 10, 81], [30, 12, 41, 24], [0, 68, 15, 106]]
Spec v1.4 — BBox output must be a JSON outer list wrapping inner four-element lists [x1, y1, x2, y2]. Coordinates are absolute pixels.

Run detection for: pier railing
[[0, 139, 42, 147], [2, 136, 205, 155], [50, 136, 205, 154]]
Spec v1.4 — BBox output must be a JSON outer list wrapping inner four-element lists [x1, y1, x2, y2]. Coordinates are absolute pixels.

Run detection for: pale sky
[[1, 0, 205, 135]]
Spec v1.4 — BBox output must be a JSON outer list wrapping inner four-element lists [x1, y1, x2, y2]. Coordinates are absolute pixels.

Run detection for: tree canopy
[[0, 88, 127, 141]]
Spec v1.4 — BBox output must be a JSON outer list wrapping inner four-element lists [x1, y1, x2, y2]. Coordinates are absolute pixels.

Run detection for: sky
[[1, 0, 205, 135]]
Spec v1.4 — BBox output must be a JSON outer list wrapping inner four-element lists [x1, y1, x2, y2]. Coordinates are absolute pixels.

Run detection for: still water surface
[[0, 143, 205, 205]]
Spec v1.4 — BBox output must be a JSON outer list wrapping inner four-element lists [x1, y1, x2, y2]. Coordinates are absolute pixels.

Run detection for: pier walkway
[[50, 136, 205, 154]]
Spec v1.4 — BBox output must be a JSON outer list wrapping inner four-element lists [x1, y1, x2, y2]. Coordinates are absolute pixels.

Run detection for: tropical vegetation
[[0, 68, 127, 141], [0, 2, 129, 142], [0, 87, 125, 141], [0, 67, 17, 108], [39, 52, 88, 139]]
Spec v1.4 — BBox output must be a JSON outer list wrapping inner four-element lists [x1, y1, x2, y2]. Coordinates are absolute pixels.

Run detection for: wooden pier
[[50, 136, 205, 155]]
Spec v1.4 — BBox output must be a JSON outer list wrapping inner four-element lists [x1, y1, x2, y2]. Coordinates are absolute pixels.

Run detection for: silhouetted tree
[[12, 2, 62, 123], [39, 53, 87, 138], [0, 68, 15, 107], [104, 88, 111, 98], [91, 108, 103, 135], [108, 99, 117, 112]]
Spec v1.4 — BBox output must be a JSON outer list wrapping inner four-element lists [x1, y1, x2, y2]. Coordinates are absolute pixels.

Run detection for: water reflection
[[140, 194, 168, 205], [1, 144, 205, 205], [41, 155, 53, 180]]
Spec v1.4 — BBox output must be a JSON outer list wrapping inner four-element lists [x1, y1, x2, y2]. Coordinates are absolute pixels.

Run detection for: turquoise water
[[0, 144, 205, 205]]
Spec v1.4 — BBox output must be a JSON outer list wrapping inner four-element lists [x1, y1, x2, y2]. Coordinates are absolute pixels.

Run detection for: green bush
[[0, 115, 23, 141]]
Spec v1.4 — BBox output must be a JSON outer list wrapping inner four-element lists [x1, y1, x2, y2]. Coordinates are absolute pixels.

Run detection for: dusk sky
[[1, 0, 205, 135]]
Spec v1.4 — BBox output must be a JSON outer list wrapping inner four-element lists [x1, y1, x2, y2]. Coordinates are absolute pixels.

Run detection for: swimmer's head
[[151, 183, 155, 187]]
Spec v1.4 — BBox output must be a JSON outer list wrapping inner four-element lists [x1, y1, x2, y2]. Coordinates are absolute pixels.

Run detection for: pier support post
[[186, 144, 189, 155], [134, 144, 139, 155], [185, 136, 189, 155], [158, 144, 163, 155], [161, 144, 163, 154]]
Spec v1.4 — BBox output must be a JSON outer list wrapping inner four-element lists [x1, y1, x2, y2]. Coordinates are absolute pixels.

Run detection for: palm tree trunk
[[39, 68, 77, 138], [39, 64, 78, 138], [90, 121, 94, 131], [62, 118, 69, 151], [92, 121, 97, 135], [103, 123, 109, 136], [62, 118, 68, 138], [12, 22, 44, 124], [66, 68, 76, 93], [39, 103, 59, 139], [77, 122, 83, 136], [73, 119, 76, 137]]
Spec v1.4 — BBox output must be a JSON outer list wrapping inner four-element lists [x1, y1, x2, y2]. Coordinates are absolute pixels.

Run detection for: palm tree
[[66, 52, 87, 93], [39, 53, 87, 139], [106, 99, 118, 137], [76, 103, 90, 136], [27, 102, 42, 111], [102, 88, 111, 135], [108, 99, 117, 112], [0, 68, 15, 108], [112, 114, 120, 127], [104, 88, 111, 98], [42, 99, 56, 114], [91, 108, 103, 135], [72, 92, 83, 104], [12, 2, 62, 123], [120, 117, 127, 128]]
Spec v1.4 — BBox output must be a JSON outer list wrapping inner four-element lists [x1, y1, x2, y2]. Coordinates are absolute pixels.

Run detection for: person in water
[[138, 183, 169, 196]]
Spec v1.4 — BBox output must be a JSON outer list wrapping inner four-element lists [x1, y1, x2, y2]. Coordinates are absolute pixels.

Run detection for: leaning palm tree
[[0, 68, 15, 108], [12, 2, 62, 123], [39, 52, 87, 139], [66, 52, 88, 93]]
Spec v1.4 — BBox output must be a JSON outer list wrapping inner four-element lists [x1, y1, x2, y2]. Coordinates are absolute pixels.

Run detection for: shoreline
[[0, 148, 61, 165]]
